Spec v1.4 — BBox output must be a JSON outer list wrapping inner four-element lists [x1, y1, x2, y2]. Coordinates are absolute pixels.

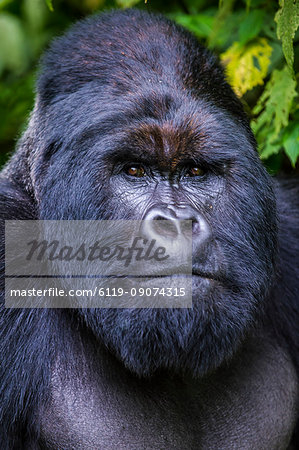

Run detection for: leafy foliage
[[252, 67, 298, 161], [0, 0, 298, 172]]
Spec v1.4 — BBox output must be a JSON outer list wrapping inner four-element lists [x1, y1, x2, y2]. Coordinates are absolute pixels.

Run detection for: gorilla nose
[[140, 205, 210, 249]]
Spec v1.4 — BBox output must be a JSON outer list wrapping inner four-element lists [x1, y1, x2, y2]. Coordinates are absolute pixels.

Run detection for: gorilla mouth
[[192, 270, 223, 281]]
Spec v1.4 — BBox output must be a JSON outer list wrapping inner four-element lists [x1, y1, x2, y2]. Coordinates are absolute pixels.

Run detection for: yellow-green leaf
[[221, 38, 272, 96], [275, 0, 299, 71]]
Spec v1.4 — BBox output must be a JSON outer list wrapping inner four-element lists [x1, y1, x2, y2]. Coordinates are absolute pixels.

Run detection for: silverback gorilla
[[0, 8, 299, 450]]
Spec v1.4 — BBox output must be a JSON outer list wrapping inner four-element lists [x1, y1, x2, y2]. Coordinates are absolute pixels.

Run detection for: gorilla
[[0, 8, 298, 450]]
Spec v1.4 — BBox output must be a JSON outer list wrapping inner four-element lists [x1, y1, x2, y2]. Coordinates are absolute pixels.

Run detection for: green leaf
[[252, 66, 298, 159], [282, 121, 299, 167], [45, 0, 54, 12], [259, 138, 282, 160], [116, 0, 141, 8], [251, 120, 281, 160], [253, 66, 297, 138], [172, 14, 214, 39], [275, 0, 299, 71], [238, 10, 265, 45]]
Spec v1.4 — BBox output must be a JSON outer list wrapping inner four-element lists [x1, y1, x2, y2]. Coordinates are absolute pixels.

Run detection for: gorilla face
[[20, 10, 277, 377]]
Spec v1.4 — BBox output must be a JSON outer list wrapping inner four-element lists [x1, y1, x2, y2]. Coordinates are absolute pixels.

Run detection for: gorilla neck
[[38, 322, 298, 450]]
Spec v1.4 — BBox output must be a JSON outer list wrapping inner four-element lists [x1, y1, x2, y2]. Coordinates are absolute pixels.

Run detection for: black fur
[[0, 9, 298, 448]]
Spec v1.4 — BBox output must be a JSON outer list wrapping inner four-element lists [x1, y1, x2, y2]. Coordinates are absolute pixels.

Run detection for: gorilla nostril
[[181, 220, 194, 235], [192, 220, 200, 234], [151, 217, 178, 239]]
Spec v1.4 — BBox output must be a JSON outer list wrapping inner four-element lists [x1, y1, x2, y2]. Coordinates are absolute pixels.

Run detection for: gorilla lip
[[132, 271, 219, 280]]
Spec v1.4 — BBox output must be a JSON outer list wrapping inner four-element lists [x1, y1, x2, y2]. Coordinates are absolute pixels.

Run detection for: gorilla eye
[[125, 165, 146, 178], [185, 167, 205, 177]]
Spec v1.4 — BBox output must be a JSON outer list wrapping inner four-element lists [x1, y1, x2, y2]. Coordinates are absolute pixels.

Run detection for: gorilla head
[[7, 9, 277, 377]]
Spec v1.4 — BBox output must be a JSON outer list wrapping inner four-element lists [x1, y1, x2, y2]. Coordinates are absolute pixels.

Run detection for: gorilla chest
[[39, 342, 298, 450]]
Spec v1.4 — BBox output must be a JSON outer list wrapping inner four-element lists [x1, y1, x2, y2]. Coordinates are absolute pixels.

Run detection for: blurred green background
[[0, 0, 298, 173]]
